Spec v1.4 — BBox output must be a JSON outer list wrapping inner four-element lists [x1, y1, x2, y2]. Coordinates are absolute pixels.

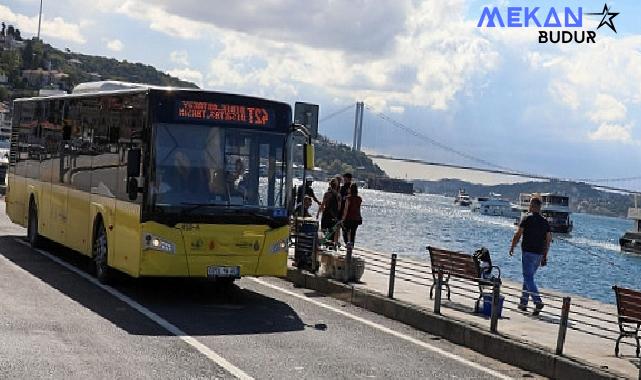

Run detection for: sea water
[[314, 186, 641, 304]]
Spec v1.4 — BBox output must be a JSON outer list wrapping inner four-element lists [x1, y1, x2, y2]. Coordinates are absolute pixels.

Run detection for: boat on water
[[471, 196, 489, 212], [477, 194, 521, 218], [454, 189, 472, 206], [619, 198, 641, 254], [519, 193, 573, 233]]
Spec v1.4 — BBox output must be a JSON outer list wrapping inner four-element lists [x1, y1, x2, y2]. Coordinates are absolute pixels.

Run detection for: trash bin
[[482, 294, 504, 317], [294, 218, 318, 272]]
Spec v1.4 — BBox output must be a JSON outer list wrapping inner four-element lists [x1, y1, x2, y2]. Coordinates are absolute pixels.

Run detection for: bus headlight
[[271, 239, 288, 254], [143, 234, 176, 254]]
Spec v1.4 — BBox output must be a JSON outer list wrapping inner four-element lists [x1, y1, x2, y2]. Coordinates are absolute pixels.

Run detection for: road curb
[[286, 269, 625, 380]]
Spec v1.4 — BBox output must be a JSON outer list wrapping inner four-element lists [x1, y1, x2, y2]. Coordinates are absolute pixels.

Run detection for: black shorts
[[321, 217, 337, 230]]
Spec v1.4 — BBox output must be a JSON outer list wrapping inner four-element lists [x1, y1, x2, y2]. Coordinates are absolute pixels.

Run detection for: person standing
[[317, 178, 341, 248], [297, 176, 321, 206], [341, 183, 362, 247], [509, 197, 552, 315], [339, 173, 353, 245]]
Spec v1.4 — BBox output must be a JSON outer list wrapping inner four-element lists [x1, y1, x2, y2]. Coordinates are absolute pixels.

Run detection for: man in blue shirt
[[509, 197, 552, 315]]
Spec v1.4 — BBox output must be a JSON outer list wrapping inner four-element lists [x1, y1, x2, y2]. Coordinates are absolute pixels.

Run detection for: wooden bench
[[612, 286, 641, 357], [427, 246, 500, 312]]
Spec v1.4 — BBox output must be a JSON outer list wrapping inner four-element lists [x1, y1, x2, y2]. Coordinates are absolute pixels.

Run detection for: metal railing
[[348, 249, 638, 360]]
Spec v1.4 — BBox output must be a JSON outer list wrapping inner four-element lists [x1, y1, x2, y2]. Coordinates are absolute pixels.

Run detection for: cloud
[[166, 67, 203, 88], [113, 0, 209, 40], [106, 39, 123, 51], [0, 4, 86, 44], [588, 123, 632, 142], [91, 0, 498, 110], [589, 94, 627, 123], [536, 37, 641, 142], [169, 50, 189, 65], [150, 0, 410, 55]]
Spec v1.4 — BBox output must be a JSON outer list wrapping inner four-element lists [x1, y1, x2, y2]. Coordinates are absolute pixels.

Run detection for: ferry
[[477, 194, 520, 218], [619, 197, 641, 255], [454, 189, 472, 206], [519, 193, 573, 233]]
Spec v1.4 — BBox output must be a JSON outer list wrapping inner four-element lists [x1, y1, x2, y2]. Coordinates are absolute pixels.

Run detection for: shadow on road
[[0, 235, 305, 337]]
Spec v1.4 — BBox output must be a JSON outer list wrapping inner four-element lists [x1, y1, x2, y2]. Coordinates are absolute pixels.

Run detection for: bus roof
[[12, 81, 290, 108]]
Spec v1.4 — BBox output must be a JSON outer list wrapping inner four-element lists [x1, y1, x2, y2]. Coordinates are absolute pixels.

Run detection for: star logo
[[586, 3, 619, 33]]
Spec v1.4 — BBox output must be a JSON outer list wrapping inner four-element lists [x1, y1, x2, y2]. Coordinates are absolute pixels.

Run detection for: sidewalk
[[310, 246, 640, 379]]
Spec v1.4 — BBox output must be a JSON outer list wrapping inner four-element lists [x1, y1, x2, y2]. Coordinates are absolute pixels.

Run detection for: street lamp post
[[37, 0, 43, 40]]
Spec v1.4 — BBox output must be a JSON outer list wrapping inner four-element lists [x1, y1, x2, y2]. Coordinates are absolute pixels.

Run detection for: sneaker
[[518, 304, 528, 312], [532, 303, 544, 316]]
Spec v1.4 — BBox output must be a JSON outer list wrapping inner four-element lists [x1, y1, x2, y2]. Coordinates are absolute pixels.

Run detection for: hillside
[[0, 29, 387, 180], [0, 35, 196, 100], [314, 135, 386, 179], [415, 178, 634, 217]]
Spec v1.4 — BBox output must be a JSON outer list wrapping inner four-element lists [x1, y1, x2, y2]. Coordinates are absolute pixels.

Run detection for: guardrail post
[[556, 297, 571, 355], [343, 242, 353, 284], [490, 279, 501, 334], [434, 269, 443, 315], [387, 253, 397, 299]]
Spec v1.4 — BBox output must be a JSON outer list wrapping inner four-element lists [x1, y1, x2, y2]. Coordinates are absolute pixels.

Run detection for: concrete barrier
[[286, 268, 624, 380]]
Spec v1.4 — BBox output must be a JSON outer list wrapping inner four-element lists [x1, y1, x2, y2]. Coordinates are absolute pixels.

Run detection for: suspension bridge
[[317, 102, 641, 194]]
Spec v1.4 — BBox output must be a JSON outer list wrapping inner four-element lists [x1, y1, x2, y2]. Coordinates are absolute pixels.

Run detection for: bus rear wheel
[[93, 223, 111, 284], [27, 201, 42, 248]]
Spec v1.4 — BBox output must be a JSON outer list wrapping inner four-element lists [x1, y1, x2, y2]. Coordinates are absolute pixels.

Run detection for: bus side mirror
[[304, 143, 314, 171], [127, 177, 138, 201], [127, 148, 141, 177]]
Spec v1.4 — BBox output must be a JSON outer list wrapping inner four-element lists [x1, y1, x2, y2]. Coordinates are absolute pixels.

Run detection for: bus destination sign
[[176, 101, 271, 126]]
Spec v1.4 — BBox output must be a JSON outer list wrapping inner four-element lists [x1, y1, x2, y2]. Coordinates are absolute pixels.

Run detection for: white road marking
[[12, 239, 253, 380], [251, 278, 513, 380]]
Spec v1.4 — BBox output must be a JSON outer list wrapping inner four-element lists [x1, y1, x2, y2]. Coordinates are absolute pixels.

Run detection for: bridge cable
[[319, 104, 354, 124], [364, 105, 641, 187], [364, 105, 527, 174]]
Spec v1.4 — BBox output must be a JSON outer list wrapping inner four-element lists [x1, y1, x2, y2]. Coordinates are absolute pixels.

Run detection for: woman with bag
[[341, 183, 362, 247], [317, 178, 341, 249]]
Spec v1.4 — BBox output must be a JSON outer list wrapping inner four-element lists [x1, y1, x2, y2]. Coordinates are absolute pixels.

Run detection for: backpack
[[473, 247, 493, 280]]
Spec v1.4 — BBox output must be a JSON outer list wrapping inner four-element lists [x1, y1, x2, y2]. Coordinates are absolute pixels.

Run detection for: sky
[[2, 0, 641, 187]]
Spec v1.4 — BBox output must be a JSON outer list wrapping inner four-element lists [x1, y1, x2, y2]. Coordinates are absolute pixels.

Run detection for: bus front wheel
[[27, 201, 42, 248], [93, 222, 111, 284]]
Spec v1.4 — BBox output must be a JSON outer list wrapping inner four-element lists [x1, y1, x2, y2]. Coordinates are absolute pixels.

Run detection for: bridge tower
[[352, 101, 364, 151]]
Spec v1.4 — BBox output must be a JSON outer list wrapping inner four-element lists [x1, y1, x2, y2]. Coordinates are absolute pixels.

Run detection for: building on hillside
[[0, 33, 24, 51], [0, 102, 11, 140], [21, 69, 71, 90]]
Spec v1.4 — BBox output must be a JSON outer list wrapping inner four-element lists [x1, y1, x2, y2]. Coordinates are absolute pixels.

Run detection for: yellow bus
[[6, 83, 311, 283]]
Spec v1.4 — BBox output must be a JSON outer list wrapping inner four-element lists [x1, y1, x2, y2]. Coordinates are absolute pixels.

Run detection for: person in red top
[[341, 183, 362, 247]]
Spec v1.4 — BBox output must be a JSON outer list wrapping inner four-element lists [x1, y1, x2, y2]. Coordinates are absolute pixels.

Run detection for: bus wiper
[[230, 209, 287, 228], [179, 202, 227, 215]]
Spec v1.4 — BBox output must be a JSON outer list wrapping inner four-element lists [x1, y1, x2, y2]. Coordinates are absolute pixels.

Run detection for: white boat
[[477, 194, 520, 218], [471, 196, 489, 212], [519, 193, 573, 233], [454, 189, 472, 206]]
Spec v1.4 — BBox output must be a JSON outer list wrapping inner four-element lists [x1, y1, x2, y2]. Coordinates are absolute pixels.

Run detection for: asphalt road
[[0, 201, 536, 379]]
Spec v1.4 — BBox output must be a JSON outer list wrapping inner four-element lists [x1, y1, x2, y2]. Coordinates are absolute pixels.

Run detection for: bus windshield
[[152, 123, 286, 211]]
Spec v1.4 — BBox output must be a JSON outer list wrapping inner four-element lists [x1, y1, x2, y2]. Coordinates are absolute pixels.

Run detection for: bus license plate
[[207, 266, 240, 278]]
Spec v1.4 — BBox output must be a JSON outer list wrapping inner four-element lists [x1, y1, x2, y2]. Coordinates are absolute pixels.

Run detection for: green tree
[[0, 86, 9, 101]]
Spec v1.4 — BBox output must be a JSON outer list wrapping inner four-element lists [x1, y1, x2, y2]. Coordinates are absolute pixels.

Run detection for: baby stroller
[[319, 220, 342, 250]]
